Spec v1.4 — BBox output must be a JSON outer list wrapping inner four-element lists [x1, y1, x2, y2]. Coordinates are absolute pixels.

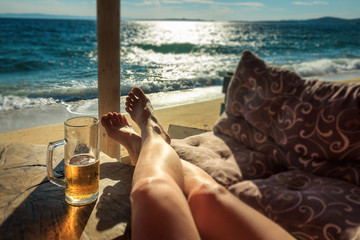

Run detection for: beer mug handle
[[46, 139, 66, 188]]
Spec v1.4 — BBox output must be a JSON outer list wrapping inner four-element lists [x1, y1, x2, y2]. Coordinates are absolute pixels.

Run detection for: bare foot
[[125, 87, 171, 144], [101, 112, 141, 165]]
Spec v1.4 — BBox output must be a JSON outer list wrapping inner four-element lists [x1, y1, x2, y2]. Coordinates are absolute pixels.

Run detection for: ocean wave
[[287, 58, 360, 78], [0, 85, 98, 111], [132, 42, 242, 55], [126, 77, 222, 95], [0, 76, 224, 111], [30, 77, 221, 99], [134, 43, 197, 54], [64, 86, 224, 116], [0, 95, 57, 111], [28, 86, 98, 101]]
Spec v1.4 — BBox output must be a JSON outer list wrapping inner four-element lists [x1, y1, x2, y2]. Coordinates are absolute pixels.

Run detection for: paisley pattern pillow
[[171, 50, 360, 240], [228, 170, 360, 240], [223, 50, 360, 186]]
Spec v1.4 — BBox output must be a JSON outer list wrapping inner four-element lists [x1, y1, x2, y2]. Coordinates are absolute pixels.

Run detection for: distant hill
[[293, 16, 360, 25], [306, 16, 360, 23], [250, 16, 360, 25]]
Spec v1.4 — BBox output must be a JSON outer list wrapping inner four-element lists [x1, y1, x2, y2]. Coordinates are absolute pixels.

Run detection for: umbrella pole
[[97, 0, 120, 160]]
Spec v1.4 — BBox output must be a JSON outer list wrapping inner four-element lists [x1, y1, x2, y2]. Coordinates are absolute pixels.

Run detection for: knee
[[187, 182, 227, 209], [130, 177, 173, 203]]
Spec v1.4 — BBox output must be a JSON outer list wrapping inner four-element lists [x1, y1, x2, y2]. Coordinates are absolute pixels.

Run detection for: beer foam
[[69, 154, 96, 166]]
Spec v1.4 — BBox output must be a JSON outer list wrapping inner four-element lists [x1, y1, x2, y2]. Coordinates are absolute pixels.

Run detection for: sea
[[0, 17, 360, 133]]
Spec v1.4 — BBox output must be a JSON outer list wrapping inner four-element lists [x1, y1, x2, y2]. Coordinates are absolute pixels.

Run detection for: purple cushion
[[220, 50, 360, 186]]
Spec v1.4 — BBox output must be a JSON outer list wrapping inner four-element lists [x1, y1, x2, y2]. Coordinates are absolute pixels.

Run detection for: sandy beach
[[0, 98, 223, 156]]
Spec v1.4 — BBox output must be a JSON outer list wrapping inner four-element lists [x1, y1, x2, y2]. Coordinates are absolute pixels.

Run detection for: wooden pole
[[97, 0, 120, 159]]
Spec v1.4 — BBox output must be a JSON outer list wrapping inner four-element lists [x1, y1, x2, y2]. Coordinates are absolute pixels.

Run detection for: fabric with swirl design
[[224, 50, 360, 186], [171, 50, 360, 240]]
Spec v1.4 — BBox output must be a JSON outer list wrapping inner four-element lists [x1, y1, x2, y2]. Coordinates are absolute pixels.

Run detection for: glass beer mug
[[47, 117, 100, 206]]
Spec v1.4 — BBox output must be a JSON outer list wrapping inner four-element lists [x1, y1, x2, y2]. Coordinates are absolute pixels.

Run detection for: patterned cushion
[[220, 50, 360, 186], [171, 50, 360, 240], [229, 170, 360, 240], [213, 111, 286, 179], [172, 131, 242, 187]]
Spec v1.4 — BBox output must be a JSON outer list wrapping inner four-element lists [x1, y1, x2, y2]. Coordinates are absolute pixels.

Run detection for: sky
[[0, 0, 359, 21]]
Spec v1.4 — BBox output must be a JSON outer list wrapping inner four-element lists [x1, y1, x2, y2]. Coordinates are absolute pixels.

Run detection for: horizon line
[[0, 12, 359, 22]]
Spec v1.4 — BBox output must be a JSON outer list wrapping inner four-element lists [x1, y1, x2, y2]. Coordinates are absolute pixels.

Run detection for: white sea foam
[[288, 58, 360, 78], [0, 85, 224, 113], [0, 95, 57, 111], [0, 86, 224, 133], [28, 85, 98, 101], [64, 86, 224, 115]]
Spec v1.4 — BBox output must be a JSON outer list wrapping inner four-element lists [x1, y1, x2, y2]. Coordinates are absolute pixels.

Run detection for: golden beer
[[65, 154, 99, 205]]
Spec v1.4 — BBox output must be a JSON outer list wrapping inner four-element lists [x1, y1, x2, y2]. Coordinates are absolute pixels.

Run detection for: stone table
[[0, 142, 134, 240]]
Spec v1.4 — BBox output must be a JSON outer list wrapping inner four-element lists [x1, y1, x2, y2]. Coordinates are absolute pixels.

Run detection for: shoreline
[[0, 86, 224, 133], [0, 98, 224, 157]]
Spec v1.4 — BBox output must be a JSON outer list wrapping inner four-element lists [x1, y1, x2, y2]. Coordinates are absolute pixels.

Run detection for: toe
[[121, 115, 130, 126], [101, 117, 106, 126], [125, 106, 132, 114], [107, 112, 113, 119], [128, 92, 137, 101], [125, 101, 132, 108], [101, 114, 108, 122], [101, 115, 111, 128], [110, 112, 117, 124], [126, 96, 134, 105], [115, 113, 123, 125], [132, 87, 146, 100]]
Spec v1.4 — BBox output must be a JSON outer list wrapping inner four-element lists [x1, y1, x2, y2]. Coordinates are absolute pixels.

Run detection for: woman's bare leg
[[102, 88, 294, 240], [182, 160, 294, 240], [125, 87, 200, 240]]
